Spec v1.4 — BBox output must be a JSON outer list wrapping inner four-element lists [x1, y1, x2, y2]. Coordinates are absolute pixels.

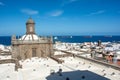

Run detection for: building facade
[[11, 18, 53, 60]]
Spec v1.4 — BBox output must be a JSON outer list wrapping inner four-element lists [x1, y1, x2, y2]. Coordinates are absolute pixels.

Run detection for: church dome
[[19, 34, 39, 41], [26, 17, 35, 24]]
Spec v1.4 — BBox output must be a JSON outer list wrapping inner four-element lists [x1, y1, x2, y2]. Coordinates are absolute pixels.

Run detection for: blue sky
[[0, 0, 120, 36]]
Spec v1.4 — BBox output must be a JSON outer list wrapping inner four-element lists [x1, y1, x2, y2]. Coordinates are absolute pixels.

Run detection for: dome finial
[[26, 17, 35, 24]]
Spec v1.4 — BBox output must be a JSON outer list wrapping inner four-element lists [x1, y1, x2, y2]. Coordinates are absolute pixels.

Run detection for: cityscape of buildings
[[0, 0, 120, 80]]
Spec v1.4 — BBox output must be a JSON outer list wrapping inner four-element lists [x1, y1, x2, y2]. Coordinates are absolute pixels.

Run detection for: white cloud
[[61, 0, 78, 6], [21, 9, 39, 15], [86, 10, 105, 16], [0, 2, 5, 6], [48, 10, 64, 17]]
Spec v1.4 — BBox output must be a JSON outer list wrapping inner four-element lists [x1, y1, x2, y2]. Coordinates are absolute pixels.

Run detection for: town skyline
[[0, 0, 120, 36]]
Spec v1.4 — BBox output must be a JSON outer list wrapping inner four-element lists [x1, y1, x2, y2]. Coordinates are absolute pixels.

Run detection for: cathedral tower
[[26, 17, 35, 34]]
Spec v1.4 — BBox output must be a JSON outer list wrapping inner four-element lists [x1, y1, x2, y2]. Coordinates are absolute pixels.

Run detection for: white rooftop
[[0, 56, 120, 80]]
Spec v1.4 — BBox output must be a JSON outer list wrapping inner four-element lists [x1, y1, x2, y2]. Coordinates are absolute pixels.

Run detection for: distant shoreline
[[0, 36, 120, 46]]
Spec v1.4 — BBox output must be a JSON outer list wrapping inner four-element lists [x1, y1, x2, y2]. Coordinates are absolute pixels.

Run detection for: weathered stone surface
[[11, 18, 54, 60]]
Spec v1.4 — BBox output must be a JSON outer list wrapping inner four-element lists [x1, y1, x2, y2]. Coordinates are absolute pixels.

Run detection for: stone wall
[[0, 59, 15, 64], [58, 50, 120, 71], [12, 43, 53, 60], [0, 59, 22, 71]]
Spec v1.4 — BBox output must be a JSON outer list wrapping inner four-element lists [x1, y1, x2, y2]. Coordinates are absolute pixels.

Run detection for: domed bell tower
[[26, 17, 35, 34]]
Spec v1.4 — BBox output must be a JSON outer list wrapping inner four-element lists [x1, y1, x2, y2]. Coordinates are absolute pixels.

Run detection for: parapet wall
[[0, 59, 22, 71], [76, 55, 120, 71], [60, 50, 120, 71], [0, 59, 15, 64]]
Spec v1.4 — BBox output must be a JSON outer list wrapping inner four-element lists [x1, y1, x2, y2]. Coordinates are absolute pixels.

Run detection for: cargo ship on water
[[83, 36, 92, 38], [104, 35, 112, 38]]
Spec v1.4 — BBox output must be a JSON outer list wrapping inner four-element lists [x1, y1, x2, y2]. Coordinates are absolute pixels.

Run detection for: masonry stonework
[[11, 18, 53, 60]]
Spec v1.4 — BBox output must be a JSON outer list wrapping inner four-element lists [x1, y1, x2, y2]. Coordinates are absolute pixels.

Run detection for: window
[[32, 48, 36, 57]]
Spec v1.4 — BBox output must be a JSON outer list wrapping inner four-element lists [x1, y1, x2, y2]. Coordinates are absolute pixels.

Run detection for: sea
[[0, 36, 120, 46]]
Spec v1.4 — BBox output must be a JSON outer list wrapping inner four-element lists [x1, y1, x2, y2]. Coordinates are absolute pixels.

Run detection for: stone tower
[[26, 17, 35, 34], [12, 17, 53, 60]]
